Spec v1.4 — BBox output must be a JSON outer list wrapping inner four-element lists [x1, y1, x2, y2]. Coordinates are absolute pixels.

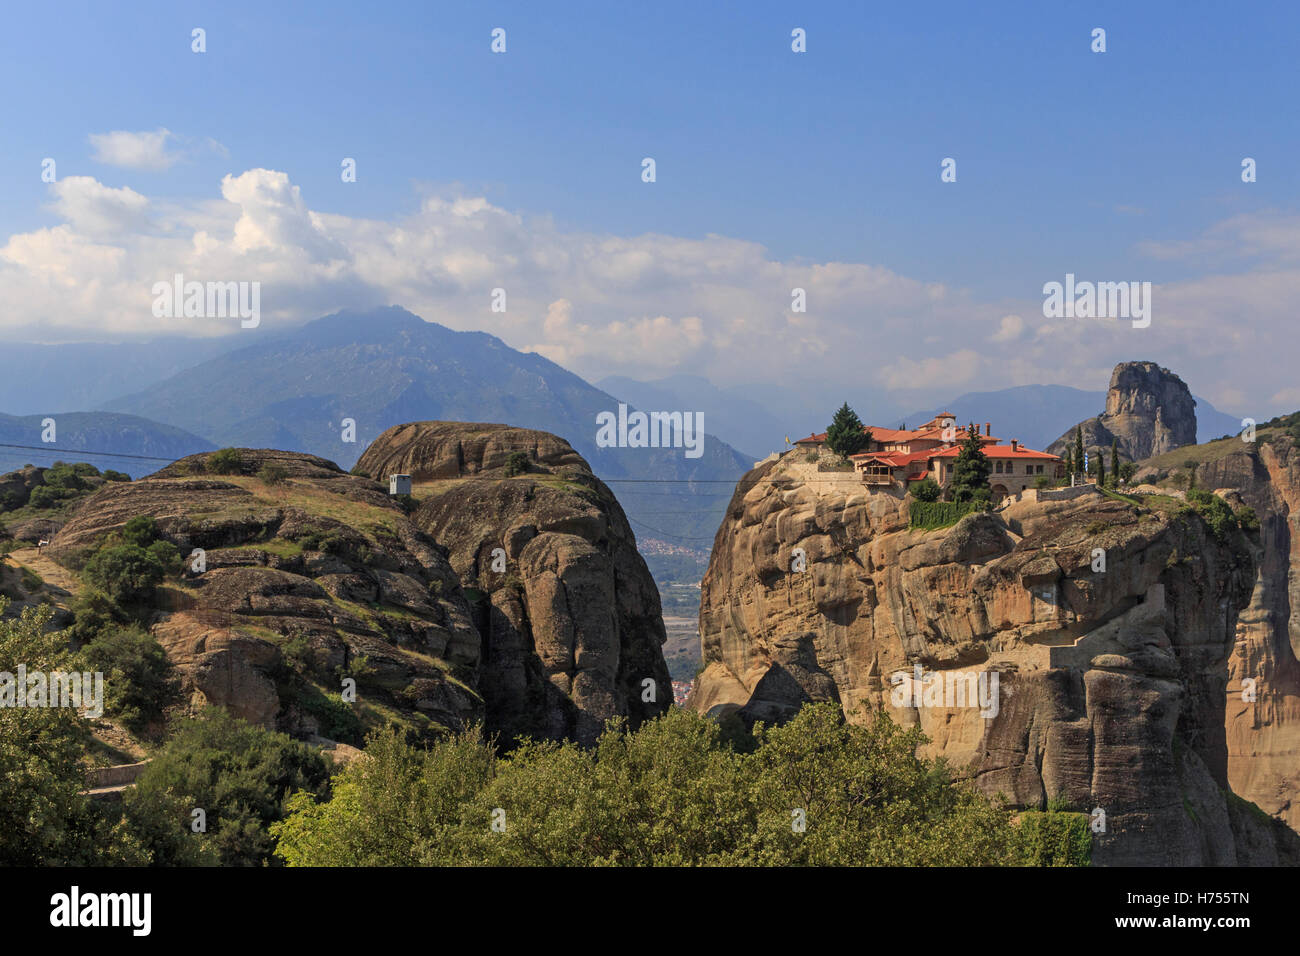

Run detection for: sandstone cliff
[[1048, 361, 1197, 461], [691, 452, 1297, 864], [355, 422, 672, 745], [49, 449, 483, 738], [1133, 427, 1300, 836]]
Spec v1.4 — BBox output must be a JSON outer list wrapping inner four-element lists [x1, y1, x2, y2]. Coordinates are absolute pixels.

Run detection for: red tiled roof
[[929, 444, 1059, 460], [909, 425, 1000, 443], [850, 449, 933, 468], [864, 426, 916, 443], [796, 423, 1003, 450]]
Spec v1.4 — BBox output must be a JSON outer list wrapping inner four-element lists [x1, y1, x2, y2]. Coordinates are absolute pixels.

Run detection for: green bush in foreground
[[134, 708, 332, 866], [0, 599, 211, 865], [273, 703, 1070, 867]]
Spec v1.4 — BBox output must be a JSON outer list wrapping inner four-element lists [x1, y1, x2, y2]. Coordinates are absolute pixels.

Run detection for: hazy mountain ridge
[[0, 339, 239, 415], [0, 411, 215, 477], [100, 307, 753, 545]]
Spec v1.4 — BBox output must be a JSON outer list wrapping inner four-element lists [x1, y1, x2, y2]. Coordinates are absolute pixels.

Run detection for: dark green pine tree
[[950, 422, 992, 504], [1073, 427, 1085, 476], [826, 402, 871, 459], [1096, 448, 1106, 487], [1110, 438, 1119, 488]]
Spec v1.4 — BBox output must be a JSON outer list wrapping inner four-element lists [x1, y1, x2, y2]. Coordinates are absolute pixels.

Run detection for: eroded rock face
[[1183, 438, 1300, 836], [357, 422, 671, 745], [692, 451, 1296, 864], [1048, 362, 1197, 461], [51, 449, 482, 736]]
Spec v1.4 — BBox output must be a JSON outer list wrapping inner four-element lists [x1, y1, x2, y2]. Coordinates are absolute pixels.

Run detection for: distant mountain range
[[0, 312, 1248, 550], [0, 339, 238, 415], [0, 412, 214, 477], [98, 307, 752, 545]]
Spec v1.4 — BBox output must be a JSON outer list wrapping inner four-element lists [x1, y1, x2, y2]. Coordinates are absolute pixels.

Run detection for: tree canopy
[[272, 703, 1087, 866]]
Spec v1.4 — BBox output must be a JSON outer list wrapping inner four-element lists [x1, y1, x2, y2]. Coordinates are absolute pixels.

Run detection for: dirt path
[[2, 547, 81, 611], [8, 547, 81, 591]]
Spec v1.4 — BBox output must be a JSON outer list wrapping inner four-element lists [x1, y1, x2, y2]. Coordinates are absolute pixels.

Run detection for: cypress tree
[[826, 403, 870, 459], [950, 422, 992, 504], [1110, 438, 1119, 487]]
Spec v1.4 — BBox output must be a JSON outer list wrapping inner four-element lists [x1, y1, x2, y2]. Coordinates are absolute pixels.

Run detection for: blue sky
[[2, 0, 1298, 418]]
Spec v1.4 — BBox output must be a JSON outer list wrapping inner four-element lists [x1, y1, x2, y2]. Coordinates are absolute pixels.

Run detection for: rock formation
[[50, 449, 482, 737], [1048, 361, 1197, 461], [1134, 431, 1300, 836], [691, 451, 1297, 864], [356, 422, 672, 745]]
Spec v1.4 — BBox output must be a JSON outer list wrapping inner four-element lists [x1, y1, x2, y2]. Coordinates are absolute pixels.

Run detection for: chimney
[[1011, 440, 1019, 452], [985, 422, 991, 436]]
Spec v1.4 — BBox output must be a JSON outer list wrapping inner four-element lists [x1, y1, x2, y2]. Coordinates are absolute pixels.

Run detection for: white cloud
[[48, 177, 150, 236], [1, 171, 1298, 416], [991, 314, 1024, 343], [88, 128, 180, 171]]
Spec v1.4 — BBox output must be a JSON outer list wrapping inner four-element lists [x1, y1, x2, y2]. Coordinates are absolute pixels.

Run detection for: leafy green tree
[[43, 463, 86, 492], [273, 724, 496, 866], [273, 703, 1045, 867], [949, 423, 991, 504], [146, 539, 183, 577], [135, 708, 331, 866], [27, 485, 59, 509], [82, 544, 166, 604], [0, 599, 211, 865], [121, 515, 159, 548], [81, 625, 180, 733], [746, 704, 1022, 866], [911, 477, 941, 502], [0, 601, 93, 865], [826, 403, 870, 459]]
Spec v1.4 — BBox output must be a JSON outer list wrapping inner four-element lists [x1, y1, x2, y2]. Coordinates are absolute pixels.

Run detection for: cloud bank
[[2, 168, 1297, 416]]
